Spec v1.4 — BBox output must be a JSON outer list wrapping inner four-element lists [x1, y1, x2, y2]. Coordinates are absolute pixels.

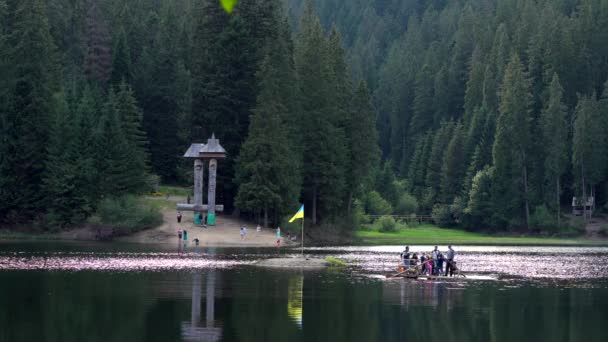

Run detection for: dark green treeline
[[288, 0, 608, 230], [3, 0, 608, 231], [0, 0, 379, 229]]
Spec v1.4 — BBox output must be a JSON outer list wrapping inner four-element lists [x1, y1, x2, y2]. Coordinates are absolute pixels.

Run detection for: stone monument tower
[[177, 134, 226, 225]]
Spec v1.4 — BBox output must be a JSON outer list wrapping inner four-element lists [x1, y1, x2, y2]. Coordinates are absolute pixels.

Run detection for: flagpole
[[301, 216, 304, 256]]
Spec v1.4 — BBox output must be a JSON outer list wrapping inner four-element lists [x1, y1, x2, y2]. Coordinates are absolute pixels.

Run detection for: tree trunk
[[347, 191, 353, 215], [522, 157, 530, 230], [264, 205, 268, 228], [589, 184, 595, 219], [556, 177, 560, 229], [582, 162, 587, 222], [312, 185, 317, 225]]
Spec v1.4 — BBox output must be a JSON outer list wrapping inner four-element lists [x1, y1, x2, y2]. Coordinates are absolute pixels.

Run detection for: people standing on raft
[[400, 246, 411, 267], [431, 246, 439, 275], [445, 245, 456, 277], [398, 246, 456, 276], [436, 252, 445, 275]]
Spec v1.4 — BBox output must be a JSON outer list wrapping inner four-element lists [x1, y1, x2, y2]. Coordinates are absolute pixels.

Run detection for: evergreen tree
[[540, 73, 568, 226], [432, 65, 450, 125], [407, 131, 433, 197], [492, 54, 533, 229], [141, 4, 182, 182], [572, 93, 607, 219], [113, 82, 148, 192], [296, 1, 346, 224], [346, 81, 380, 213], [0, 0, 9, 220], [424, 120, 454, 204], [73, 85, 100, 205], [84, 0, 112, 85], [465, 166, 494, 228], [94, 90, 135, 197], [109, 27, 132, 86], [440, 122, 466, 204], [464, 47, 485, 122], [235, 49, 300, 227], [44, 92, 90, 227], [409, 64, 434, 140], [2, 0, 57, 222]]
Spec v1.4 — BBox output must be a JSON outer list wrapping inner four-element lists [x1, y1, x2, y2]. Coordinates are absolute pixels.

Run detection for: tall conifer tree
[[492, 54, 533, 228], [296, 0, 346, 223], [3, 0, 57, 221], [346, 81, 380, 213], [540, 74, 568, 226]]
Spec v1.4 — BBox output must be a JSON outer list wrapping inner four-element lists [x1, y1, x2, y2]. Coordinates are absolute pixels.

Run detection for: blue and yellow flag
[[288, 205, 304, 223]]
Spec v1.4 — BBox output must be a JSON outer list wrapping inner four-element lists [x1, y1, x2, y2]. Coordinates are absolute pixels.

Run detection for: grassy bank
[[356, 224, 607, 246], [155, 185, 191, 197]]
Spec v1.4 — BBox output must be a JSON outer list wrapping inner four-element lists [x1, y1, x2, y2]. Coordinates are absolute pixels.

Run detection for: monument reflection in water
[[181, 272, 221, 342], [181, 246, 222, 342]]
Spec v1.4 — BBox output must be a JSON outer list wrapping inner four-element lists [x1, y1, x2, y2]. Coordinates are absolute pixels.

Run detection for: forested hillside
[[0, 0, 378, 229], [1, 0, 608, 232], [289, 0, 608, 231]]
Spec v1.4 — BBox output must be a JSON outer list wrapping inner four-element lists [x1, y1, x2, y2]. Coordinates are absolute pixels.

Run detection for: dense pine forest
[[1, 0, 608, 234]]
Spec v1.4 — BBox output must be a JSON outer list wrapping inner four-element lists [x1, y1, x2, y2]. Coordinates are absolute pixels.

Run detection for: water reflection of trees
[[0, 270, 607, 341]]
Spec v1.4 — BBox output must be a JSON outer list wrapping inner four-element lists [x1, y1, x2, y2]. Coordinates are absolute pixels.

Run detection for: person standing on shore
[[276, 227, 281, 246], [183, 230, 188, 244], [177, 229, 183, 240], [177, 212, 182, 223], [445, 245, 456, 277]]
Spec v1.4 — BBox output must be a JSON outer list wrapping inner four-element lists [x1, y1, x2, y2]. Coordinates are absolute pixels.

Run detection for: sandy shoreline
[[115, 196, 297, 247]]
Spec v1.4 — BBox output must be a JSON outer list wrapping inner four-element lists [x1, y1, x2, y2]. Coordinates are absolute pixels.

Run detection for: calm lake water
[[1, 242, 607, 342]]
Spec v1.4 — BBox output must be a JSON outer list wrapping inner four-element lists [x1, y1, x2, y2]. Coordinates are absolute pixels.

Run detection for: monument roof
[[200, 134, 226, 154], [183, 143, 207, 158], [183, 134, 226, 158]]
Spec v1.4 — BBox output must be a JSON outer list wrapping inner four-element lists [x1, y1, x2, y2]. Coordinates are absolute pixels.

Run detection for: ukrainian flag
[[289, 205, 304, 223]]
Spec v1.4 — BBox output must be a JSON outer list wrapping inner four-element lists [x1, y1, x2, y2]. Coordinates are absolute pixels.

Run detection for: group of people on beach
[[177, 228, 200, 246], [400, 245, 458, 277]]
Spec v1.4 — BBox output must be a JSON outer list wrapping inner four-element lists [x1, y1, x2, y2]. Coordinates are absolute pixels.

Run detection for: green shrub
[[364, 191, 393, 215], [395, 193, 418, 215], [450, 197, 465, 225], [599, 225, 608, 237], [95, 196, 163, 235], [560, 217, 586, 237], [375, 216, 397, 232], [432, 204, 452, 226], [352, 199, 371, 227], [530, 205, 556, 229]]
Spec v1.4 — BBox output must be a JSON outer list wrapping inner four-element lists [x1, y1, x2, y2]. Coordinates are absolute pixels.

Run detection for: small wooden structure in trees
[[177, 134, 226, 225], [572, 196, 594, 218]]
